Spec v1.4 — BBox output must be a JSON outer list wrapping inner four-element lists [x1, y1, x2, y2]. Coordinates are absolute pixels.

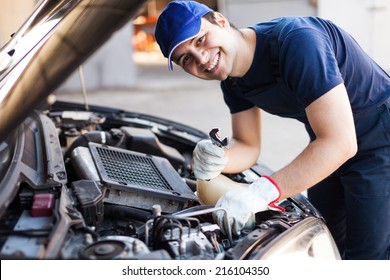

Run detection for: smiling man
[[154, 1, 390, 260]]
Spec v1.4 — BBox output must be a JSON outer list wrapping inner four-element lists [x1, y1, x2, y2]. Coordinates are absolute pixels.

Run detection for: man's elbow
[[344, 137, 358, 161], [338, 121, 358, 161], [331, 131, 358, 164]]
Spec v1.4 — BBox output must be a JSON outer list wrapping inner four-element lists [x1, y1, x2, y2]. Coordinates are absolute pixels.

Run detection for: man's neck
[[232, 28, 256, 77]]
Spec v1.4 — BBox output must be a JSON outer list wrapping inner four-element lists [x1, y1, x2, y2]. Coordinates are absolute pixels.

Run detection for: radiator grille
[[96, 146, 173, 191], [88, 143, 198, 209]]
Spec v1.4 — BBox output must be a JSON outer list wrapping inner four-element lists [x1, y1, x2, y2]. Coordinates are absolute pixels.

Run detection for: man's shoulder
[[251, 17, 332, 37]]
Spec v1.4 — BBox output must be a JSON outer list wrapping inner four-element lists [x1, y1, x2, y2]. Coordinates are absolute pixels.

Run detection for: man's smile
[[206, 52, 220, 72]]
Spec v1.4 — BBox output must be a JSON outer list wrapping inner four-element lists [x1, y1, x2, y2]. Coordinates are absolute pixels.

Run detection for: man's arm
[[272, 83, 358, 199], [224, 106, 262, 173]]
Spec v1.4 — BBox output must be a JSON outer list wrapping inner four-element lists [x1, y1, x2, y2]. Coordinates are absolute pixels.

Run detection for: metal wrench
[[209, 128, 228, 148]]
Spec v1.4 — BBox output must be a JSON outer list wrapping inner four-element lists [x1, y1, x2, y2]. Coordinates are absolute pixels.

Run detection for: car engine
[[0, 101, 333, 260]]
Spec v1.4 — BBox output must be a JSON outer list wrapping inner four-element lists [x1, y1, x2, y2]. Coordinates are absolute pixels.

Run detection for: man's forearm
[[223, 138, 261, 173], [271, 137, 356, 200]]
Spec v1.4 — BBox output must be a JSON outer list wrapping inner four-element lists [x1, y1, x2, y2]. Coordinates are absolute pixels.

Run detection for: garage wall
[[218, 0, 390, 72], [59, 24, 137, 92], [217, 0, 317, 27], [318, 0, 390, 72]]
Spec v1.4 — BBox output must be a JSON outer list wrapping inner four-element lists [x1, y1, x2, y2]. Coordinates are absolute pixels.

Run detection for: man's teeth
[[207, 54, 219, 72]]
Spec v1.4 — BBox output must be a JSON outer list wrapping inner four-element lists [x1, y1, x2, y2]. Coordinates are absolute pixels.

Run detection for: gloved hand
[[192, 139, 229, 180], [213, 176, 284, 236]]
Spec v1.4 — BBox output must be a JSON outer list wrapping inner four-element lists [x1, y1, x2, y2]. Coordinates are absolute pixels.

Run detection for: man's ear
[[214, 12, 230, 28]]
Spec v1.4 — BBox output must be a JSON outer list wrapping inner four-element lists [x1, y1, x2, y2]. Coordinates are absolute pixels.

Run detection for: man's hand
[[213, 176, 284, 235], [192, 139, 229, 180]]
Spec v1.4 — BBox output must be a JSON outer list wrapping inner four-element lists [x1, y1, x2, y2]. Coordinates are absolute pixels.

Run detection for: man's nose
[[195, 49, 209, 66]]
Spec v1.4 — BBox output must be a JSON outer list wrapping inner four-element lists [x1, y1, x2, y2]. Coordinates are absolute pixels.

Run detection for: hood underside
[[0, 0, 148, 142]]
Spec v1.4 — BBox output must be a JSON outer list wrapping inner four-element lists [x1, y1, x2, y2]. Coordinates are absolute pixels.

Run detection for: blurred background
[[1, 0, 389, 171]]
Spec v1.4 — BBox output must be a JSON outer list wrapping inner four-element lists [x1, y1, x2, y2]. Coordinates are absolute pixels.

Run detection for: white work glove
[[192, 139, 229, 180], [213, 176, 284, 236]]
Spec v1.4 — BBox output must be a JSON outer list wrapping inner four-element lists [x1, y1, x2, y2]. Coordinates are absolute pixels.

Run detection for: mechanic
[[154, 1, 390, 260]]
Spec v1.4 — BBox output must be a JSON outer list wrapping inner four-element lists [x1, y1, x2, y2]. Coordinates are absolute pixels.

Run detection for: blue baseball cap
[[155, 1, 213, 70]]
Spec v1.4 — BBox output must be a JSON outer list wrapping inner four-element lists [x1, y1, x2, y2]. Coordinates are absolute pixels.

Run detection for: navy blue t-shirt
[[221, 17, 390, 126]]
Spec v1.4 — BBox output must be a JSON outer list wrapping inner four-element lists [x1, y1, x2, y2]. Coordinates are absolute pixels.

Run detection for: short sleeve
[[221, 79, 255, 114], [280, 28, 344, 107]]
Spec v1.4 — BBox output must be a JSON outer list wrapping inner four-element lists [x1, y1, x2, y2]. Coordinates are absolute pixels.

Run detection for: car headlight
[[259, 217, 341, 260]]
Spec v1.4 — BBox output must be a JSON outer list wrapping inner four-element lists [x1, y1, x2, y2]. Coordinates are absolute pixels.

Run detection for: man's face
[[171, 16, 236, 81]]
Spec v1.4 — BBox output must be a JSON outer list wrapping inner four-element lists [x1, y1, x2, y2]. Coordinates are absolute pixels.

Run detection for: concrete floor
[[56, 62, 310, 172]]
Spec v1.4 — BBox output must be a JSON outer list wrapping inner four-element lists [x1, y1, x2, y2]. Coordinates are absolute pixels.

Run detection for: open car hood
[[0, 0, 148, 142]]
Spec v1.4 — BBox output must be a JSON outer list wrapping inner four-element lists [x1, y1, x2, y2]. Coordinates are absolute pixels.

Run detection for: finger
[[193, 160, 228, 173], [194, 153, 229, 166], [213, 210, 225, 235], [200, 142, 226, 158], [225, 216, 234, 237], [232, 218, 245, 236]]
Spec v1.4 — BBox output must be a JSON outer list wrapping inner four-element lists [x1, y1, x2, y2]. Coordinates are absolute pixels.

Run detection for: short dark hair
[[203, 11, 218, 25], [203, 11, 238, 30]]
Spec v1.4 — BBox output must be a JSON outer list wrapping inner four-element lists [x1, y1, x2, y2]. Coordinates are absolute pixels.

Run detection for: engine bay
[[0, 101, 323, 260]]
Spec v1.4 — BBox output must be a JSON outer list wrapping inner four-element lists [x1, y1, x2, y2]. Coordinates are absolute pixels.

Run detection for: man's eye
[[197, 35, 205, 45], [182, 54, 190, 65]]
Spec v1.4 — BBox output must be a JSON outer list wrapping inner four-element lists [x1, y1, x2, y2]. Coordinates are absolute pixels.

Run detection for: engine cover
[[89, 143, 198, 213]]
